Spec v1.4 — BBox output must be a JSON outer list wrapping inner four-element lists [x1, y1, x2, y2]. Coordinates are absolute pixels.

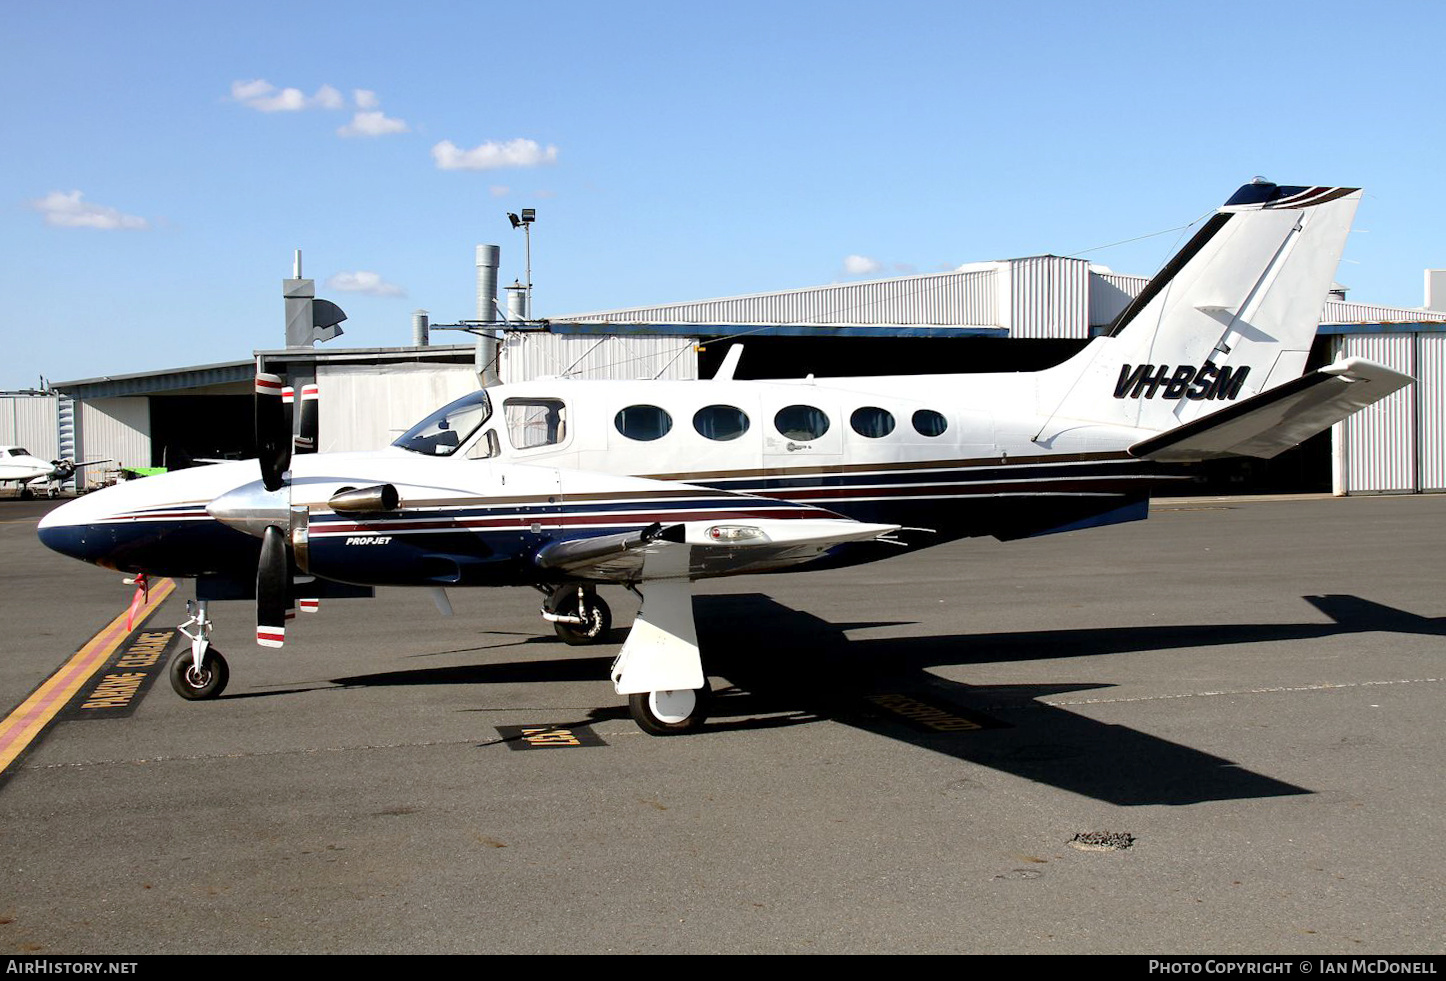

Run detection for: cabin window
[[614, 404, 673, 442], [774, 405, 830, 441], [693, 405, 750, 441], [393, 391, 491, 457], [9, 448, 29, 456], [850, 406, 895, 439], [505, 398, 568, 449], [912, 409, 948, 437]]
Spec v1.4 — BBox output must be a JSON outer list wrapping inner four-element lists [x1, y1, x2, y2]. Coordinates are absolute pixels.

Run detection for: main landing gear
[[540, 581, 712, 735], [170, 599, 230, 700], [628, 681, 712, 736], [539, 584, 612, 645]]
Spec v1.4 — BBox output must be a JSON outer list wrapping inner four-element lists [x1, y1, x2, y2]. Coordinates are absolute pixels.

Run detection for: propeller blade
[[255, 373, 291, 492], [257, 525, 290, 648], [294, 384, 319, 455]]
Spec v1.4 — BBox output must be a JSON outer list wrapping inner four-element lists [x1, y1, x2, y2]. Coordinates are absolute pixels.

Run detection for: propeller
[[213, 374, 353, 646], [292, 384, 320, 455], [256, 373, 291, 492], [235, 373, 302, 645], [256, 525, 290, 647]]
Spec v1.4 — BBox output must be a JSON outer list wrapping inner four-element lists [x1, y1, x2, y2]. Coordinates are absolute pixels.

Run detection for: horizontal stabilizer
[[1128, 358, 1412, 462]]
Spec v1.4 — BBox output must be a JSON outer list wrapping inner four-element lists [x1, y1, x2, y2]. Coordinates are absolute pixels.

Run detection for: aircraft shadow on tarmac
[[330, 593, 1445, 808]]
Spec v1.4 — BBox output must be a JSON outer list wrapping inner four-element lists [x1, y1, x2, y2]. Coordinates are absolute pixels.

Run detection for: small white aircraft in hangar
[[38, 181, 1413, 735], [0, 447, 109, 499]]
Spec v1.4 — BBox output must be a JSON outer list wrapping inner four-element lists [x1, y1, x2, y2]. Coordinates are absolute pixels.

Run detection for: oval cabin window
[[693, 404, 750, 441], [912, 409, 948, 437], [614, 405, 673, 441], [774, 405, 830, 441], [850, 406, 895, 438]]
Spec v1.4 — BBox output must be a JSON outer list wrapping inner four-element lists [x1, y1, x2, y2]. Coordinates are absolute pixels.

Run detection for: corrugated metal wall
[[1419, 334, 1446, 492], [1, 394, 59, 459], [556, 267, 999, 328], [1324, 300, 1446, 325], [1005, 257, 1089, 338], [315, 363, 481, 453], [502, 332, 699, 381], [1089, 271, 1149, 329], [1332, 334, 1422, 494], [79, 398, 150, 481]]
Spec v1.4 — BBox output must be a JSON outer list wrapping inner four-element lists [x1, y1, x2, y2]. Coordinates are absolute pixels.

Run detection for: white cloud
[[30, 190, 148, 230], [325, 271, 406, 298], [843, 254, 883, 276], [338, 110, 410, 137], [432, 138, 559, 171], [353, 88, 379, 110], [489, 185, 511, 197], [231, 79, 346, 112]]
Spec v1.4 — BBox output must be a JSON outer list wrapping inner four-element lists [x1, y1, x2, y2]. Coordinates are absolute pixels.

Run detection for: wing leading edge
[[533, 517, 901, 582]]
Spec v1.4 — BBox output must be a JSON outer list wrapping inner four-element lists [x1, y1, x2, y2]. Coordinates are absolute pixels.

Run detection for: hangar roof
[[53, 345, 480, 399], [553, 256, 1446, 340], [52, 359, 255, 399]]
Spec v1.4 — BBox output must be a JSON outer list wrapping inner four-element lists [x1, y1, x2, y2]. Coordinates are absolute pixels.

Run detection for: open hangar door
[[147, 394, 256, 469]]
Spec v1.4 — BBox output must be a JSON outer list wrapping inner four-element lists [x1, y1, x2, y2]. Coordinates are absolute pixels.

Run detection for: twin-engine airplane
[[38, 181, 1413, 735], [2, 447, 110, 499]]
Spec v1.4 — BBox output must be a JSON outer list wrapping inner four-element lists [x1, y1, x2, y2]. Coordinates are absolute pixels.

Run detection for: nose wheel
[[169, 647, 229, 700]]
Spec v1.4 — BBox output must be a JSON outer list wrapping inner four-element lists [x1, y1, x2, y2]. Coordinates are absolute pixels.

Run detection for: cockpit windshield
[[392, 391, 492, 456]]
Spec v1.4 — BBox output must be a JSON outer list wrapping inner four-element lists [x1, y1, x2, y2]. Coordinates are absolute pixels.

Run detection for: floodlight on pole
[[506, 209, 535, 319]]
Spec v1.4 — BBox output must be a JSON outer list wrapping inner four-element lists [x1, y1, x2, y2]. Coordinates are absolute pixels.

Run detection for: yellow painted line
[[0, 577, 176, 773]]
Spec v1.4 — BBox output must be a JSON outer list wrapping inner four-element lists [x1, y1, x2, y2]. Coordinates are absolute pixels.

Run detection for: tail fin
[[1042, 182, 1361, 435]]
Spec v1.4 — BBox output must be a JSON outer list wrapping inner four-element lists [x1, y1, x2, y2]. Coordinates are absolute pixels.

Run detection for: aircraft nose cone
[[36, 498, 112, 566]]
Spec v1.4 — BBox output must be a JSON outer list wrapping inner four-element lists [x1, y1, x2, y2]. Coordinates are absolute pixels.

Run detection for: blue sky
[[4, 0, 1445, 390]]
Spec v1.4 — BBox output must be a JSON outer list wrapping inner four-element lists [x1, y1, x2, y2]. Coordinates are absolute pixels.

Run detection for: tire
[[552, 590, 612, 646], [628, 681, 711, 736], [169, 647, 229, 700]]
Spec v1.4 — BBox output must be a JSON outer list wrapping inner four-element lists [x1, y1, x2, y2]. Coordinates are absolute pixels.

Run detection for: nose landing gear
[[170, 599, 230, 700]]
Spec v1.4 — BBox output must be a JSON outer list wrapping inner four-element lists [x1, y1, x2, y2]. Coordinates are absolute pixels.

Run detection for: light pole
[[506, 208, 536, 319]]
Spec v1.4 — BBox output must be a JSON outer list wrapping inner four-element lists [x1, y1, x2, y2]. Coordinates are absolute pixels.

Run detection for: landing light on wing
[[707, 524, 765, 542]]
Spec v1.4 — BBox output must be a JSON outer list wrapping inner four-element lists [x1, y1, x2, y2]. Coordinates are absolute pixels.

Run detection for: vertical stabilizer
[[1041, 183, 1360, 435]]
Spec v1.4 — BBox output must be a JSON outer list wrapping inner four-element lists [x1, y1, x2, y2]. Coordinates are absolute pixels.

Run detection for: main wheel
[[169, 647, 229, 700], [628, 681, 711, 736], [552, 590, 612, 646]]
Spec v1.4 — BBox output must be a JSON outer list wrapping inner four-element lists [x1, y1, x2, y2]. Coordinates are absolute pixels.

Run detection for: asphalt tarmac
[[1, 493, 1443, 954]]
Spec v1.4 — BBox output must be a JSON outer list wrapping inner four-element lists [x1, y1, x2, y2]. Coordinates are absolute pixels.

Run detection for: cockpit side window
[[9, 448, 28, 457], [504, 398, 568, 450], [467, 430, 501, 460], [392, 391, 492, 456]]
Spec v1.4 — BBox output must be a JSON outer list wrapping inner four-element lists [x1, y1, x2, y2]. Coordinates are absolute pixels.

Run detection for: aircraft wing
[[533, 517, 900, 582], [1127, 358, 1413, 462]]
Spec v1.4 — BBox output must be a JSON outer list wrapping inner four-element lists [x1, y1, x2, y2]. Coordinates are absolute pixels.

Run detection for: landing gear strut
[[540, 584, 612, 645], [170, 599, 229, 700]]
